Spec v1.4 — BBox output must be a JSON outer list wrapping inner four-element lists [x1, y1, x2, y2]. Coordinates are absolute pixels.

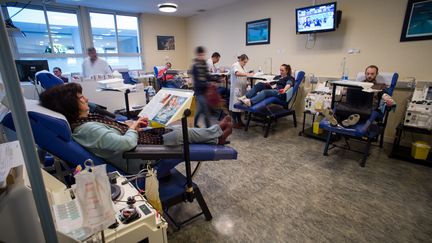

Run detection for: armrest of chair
[[123, 145, 183, 160]]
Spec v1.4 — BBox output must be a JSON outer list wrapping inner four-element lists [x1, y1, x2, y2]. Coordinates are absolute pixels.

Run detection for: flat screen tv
[[296, 2, 337, 34], [15, 60, 49, 81]]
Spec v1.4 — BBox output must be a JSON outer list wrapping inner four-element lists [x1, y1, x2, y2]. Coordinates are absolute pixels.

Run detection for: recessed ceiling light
[[158, 3, 178, 13]]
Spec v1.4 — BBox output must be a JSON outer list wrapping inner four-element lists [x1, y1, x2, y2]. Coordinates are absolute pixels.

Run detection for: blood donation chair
[[2, 100, 238, 229], [319, 72, 398, 167], [234, 71, 305, 137]]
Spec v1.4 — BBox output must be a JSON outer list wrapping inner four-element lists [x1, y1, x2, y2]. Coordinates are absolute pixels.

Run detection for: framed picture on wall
[[400, 0, 432, 42], [157, 35, 175, 50], [246, 18, 271, 45]]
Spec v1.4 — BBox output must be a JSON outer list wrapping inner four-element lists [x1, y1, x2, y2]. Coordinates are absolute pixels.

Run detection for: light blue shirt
[[72, 122, 140, 172]]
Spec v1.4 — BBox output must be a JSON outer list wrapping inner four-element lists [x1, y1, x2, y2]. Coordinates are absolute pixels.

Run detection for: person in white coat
[[206, 52, 221, 73], [82, 47, 112, 78], [229, 54, 254, 128]]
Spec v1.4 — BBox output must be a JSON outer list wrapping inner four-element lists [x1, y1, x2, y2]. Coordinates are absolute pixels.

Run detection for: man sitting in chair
[[238, 64, 295, 107], [324, 65, 395, 127], [39, 83, 233, 174]]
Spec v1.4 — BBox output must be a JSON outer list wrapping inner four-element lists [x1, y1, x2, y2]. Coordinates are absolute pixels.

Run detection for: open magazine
[[138, 88, 194, 126]]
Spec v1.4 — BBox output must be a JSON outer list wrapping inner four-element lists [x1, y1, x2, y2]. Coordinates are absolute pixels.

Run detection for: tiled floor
[[167, 118, 432, 243]]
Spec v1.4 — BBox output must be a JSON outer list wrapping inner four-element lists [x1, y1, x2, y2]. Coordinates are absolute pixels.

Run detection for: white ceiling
[[55, 0, 244, 17]]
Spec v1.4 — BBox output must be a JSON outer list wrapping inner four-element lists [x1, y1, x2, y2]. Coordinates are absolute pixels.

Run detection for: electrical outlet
[[406, 82, 413, 89], [347, 48, 360, 54]]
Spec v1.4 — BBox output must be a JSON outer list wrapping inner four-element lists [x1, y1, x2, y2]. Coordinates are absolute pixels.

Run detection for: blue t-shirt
[[273, 75, 295, 90]]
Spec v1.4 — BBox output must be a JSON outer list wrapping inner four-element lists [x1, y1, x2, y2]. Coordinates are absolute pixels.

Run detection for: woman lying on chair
[[39, 83, 233, 173], [238, 64, 294, 107]]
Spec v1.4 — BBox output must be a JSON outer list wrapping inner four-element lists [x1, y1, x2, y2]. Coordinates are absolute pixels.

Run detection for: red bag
[[205, 84, 222, 109]]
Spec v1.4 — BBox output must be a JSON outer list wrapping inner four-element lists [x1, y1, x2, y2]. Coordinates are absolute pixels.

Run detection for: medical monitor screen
[[15, 60, 49, 81], [296, 2, 337, 34]]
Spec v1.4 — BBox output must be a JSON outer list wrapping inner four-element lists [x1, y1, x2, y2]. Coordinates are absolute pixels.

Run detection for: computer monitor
[[15, 60, 49, 81], [296, 2, 337, 34]]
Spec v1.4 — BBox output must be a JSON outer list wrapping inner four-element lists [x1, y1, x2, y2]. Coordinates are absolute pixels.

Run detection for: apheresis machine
[[404, 81, 432, 130], [304, 81, 332, 113]]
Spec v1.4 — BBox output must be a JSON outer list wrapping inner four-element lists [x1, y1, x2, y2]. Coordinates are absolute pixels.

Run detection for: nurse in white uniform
[[229, 54, 254, 128], [206, 52, 221, 73]]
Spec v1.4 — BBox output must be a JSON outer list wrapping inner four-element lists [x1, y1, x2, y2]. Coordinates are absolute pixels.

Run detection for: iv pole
[[0, 10, 58, 243]]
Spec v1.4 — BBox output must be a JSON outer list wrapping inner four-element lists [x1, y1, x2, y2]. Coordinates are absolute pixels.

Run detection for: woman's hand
[[278, 89, 285, 94], [127, 117, 149, 131]]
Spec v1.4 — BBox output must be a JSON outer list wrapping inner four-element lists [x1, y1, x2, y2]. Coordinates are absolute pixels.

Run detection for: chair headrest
[[355, 72, 396, 86], [294, 71, 305, 81], [35, 71, 64, 90], [154, 66, 165, 72], [24, 99, 69, 128]]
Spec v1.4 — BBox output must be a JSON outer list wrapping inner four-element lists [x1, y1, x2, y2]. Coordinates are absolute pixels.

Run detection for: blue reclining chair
[[319, 72, 398, 167], [234, 71, 305, 137], [36, 71, 127, 121], [2, 100, 237, 228], [35, 70, 64, 90], [119, 70, 137, 85]]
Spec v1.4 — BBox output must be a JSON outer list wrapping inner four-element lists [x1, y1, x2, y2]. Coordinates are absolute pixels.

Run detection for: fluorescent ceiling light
[[158, 3, 178, 13]]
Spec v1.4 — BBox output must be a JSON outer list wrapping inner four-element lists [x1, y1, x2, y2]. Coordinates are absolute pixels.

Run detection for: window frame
[[2, 3, 144, 71], [3, 3, 85, 59], [88, 8, 143, 70], [88, 8, 142, 56]]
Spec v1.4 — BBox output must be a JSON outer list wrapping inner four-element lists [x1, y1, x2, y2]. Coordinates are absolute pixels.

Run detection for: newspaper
[[138, 88, 194, 126]]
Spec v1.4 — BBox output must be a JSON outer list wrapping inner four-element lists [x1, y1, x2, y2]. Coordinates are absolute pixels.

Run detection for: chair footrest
[[123, 145, 183, 160], [189, 144, 238, 161]]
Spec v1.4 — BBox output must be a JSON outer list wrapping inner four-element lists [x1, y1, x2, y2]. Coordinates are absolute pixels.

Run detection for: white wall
[[140, 13, 189, 72], [185, 0, 432, 142], [186, 0, 432, 80]]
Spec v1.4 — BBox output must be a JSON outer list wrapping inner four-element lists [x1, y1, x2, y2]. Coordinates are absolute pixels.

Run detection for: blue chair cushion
[[234, 97, 287, 113], [120, 71, 137, 84], [36, 72, 64, 90]]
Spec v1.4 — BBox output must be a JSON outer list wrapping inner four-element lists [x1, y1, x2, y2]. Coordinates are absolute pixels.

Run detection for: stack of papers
[[97, 78, 124, 89]]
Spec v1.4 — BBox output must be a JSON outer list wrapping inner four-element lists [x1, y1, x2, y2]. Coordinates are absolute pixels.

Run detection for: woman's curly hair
[[39, 82, 83, 123]]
